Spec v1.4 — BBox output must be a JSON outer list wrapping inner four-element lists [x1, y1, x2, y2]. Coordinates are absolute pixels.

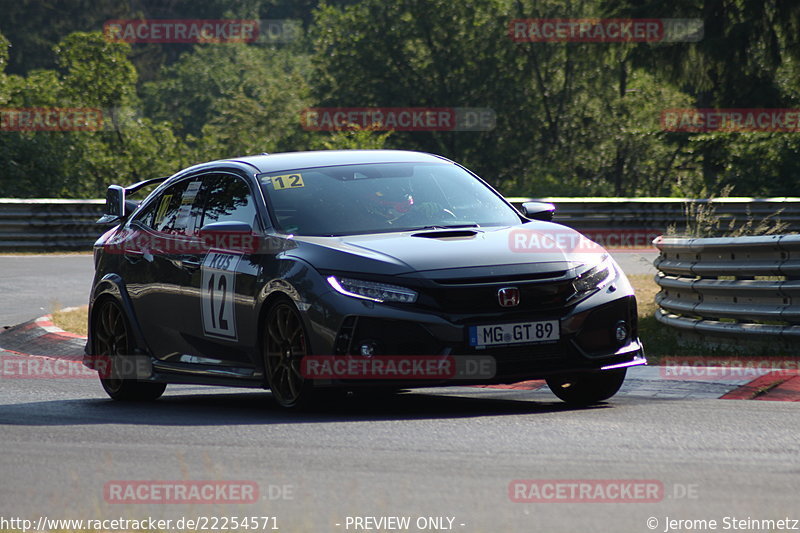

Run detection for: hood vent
[[411, 230, 478, 239]]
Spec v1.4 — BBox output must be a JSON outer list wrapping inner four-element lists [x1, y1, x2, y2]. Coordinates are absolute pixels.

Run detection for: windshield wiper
[[303, 224, 480, 237], [407, 223, 480, 231]]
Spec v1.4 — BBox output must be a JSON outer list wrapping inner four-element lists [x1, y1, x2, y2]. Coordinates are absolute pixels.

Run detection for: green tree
[[0, 32, 9, 104], [143, 43, 313, 159], [0, 31, 186, 197], [315, 124, 393, 150], [311, 0, 697, 196], [312, 0, 539, 184], [603, 0, 800, 195], [54, 32, 137, 109]]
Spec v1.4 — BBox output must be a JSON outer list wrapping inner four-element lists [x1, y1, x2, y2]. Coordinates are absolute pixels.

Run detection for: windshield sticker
[[181, 180, 201, 204], [269, 173, 304, 190], [154, 194, 173, 226], [176, 180, 201, 228]]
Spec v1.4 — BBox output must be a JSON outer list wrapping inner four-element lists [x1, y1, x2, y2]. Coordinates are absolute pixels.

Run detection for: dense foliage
[[1, 0, 799, 198]]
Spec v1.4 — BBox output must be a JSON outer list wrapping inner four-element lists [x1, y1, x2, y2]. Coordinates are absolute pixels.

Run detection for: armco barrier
[[1, 196, 800, 251], [653, 235, 800, 345], [507, 197, 800, 233], [0, 199, 105, 250]]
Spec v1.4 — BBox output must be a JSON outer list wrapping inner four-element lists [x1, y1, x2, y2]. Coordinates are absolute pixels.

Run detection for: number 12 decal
[[270, 173, 304, 190], [201, 250, 242, 340]]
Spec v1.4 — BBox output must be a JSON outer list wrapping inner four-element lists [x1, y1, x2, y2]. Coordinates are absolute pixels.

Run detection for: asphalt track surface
[[0, 254, 95, 327], [2, 377, 799, 532], [3, 251, 800, 533]]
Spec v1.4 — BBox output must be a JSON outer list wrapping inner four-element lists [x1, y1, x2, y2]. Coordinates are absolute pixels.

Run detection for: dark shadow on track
[[0, 387, 614, 426]]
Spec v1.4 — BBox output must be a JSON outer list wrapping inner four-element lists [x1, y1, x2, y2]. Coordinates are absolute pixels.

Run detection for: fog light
[[614, 321, 629, 344]]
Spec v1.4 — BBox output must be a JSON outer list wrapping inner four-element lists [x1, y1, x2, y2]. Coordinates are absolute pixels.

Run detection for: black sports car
[[85, 150, 645, 407]]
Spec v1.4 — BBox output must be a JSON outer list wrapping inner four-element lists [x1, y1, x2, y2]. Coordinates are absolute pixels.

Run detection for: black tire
[[93, 298, 166, 401], [262, 297, 312, 408], [546, 369, 627, 405]]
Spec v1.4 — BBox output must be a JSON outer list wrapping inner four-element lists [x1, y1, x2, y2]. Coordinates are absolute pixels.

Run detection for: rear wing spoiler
[[97, 176, 169, 224]]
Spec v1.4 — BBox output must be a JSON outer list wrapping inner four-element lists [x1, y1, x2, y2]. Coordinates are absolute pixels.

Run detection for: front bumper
[[305, 286, 645, 388]]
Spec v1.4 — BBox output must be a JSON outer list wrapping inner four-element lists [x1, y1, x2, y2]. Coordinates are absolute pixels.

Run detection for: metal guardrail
[[507, 197, 800, 233], [653, 235, 800, 344], [2, 196, 800, 251], [0, 199, 105, 250]]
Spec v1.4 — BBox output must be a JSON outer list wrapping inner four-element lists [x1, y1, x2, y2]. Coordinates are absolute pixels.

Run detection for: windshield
[[259, 162, 521, 236]]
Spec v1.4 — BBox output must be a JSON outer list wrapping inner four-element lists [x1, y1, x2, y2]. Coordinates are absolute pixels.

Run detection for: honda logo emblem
[[497, 287, 520, 307]]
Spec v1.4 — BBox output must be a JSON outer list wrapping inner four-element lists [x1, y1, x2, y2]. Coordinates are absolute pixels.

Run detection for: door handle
[[179, 258, 201, 271]]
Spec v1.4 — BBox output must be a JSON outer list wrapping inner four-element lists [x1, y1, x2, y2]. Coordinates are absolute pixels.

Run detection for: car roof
[[222, 149, 453, 174]]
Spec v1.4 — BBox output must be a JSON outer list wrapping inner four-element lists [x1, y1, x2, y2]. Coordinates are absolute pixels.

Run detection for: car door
[[180, 172, 263, 367], [123, 176, 204, 360]]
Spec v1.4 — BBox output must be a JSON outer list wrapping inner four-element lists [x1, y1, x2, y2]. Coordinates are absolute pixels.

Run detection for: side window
[[200, 175, 258, 230], [133, 178, 203, 235], [133, 201, 156, 228]]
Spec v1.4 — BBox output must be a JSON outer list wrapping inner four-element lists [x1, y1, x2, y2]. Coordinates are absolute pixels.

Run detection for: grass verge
[[51, 305, 89, 337]]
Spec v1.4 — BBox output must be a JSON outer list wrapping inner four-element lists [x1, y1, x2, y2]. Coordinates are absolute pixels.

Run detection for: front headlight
[[570, 255, 615, 300], [327, 276, 418, 304]]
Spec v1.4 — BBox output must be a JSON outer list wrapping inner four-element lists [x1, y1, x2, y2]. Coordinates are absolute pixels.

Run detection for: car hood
[[285, 222, 607, 277]]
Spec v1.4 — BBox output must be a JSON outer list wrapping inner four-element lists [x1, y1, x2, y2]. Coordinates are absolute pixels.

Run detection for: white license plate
[[469, 320, 559, 347]]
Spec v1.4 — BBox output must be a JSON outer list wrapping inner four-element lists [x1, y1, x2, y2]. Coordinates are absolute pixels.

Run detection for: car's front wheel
[[262, 297, 312, 408], [93, 298, 166, 401], [546, 369, 627, 405]]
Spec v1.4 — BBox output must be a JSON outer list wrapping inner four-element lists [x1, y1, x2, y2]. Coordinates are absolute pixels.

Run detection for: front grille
[[418, 279, 577, 315], [329, 310, 635, 383]]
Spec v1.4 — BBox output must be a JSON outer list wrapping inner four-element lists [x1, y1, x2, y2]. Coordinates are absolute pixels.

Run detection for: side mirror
[[97, 185, 126, 224], [521, 201, 556, 221], [199, 221, 256, 253], [199, 221, 254, 235]]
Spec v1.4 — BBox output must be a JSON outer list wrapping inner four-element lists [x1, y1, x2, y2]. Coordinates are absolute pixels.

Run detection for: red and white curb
[[0, 313, 86, 361], [721, 371, 800, 401]]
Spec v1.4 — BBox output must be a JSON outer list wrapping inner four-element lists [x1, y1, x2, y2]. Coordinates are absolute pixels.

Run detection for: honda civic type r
[[85, 149, 645, 407]]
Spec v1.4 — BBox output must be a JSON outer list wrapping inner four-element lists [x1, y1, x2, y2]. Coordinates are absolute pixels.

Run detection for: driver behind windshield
[[362, 177, 449, 224]]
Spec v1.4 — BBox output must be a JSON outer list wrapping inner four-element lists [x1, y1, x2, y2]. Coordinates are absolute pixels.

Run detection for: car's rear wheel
[[93, 299, 166, 401], [546, 368, 627, 405], [262, 297, 311, 408]]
